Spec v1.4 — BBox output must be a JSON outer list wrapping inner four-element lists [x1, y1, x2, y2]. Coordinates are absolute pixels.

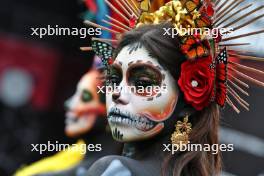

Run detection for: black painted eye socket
[[108, 75, 121, 85], [134, 77, 155, 88], [128, 65, 161, 89], [107, 66, 122, 86], [81, 90, 93, 103]]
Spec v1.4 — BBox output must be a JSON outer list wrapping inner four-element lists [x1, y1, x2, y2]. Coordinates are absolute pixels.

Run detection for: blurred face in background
[[64, 70, 106, 137]]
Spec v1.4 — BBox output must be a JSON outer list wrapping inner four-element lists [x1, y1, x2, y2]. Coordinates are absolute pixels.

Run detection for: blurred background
[[0, 0, 263, 176], [0, 0, 94, 175]]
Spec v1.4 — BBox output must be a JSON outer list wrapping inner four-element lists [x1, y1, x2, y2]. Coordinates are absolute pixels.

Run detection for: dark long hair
[[114, 23, 222, 176]]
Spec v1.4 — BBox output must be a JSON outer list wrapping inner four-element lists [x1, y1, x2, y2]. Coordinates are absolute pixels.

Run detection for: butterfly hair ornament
[[81, 0, 264, 114]]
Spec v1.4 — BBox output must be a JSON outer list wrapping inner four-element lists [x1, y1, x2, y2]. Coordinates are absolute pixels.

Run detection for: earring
[[171, 115, 192, 147]]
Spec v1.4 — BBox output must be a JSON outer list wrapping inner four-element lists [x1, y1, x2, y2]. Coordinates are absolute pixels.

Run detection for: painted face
[[65, 70, 106, 137], [106, 44, 179, 142]]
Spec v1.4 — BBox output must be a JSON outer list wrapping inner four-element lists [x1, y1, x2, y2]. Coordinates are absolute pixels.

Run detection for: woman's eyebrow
[[129, 62, 162, 72]]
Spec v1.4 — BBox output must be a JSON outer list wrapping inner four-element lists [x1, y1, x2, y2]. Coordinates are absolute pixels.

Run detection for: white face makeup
[[65, 70, 106, 137], [106, 44, 179, 142]]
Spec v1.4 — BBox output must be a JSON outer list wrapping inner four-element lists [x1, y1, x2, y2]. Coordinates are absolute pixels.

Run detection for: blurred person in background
[[14, 60, 122, 176]]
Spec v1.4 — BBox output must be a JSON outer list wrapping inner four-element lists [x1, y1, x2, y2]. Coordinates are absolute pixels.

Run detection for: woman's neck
[[122, 136, 166, 159]]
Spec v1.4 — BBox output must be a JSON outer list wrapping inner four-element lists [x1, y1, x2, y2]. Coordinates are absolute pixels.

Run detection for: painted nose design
[[112, 82, 129, 105], [112, 91, 121, 101], [64, 95, 76, 110]]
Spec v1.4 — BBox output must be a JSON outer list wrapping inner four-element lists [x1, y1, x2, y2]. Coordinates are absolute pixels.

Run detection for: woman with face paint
[[86, 23, 221, 176], [83, 0, 264, 175]]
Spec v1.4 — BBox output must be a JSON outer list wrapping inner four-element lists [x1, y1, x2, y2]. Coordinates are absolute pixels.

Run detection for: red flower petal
[[178, 56, 215, 110]]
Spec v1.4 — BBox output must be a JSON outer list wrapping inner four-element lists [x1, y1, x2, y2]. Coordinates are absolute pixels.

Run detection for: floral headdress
[[82, 0, 264, 113]]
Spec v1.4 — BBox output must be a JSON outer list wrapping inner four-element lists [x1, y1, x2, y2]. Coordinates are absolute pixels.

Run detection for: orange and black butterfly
[[184, 13, 212, 28], [195, 15, 212, 28], [91, 40, 114, 67], [181, 0, 212, 28], [180, 36, 210, 60], [210, 48, 228, 107]]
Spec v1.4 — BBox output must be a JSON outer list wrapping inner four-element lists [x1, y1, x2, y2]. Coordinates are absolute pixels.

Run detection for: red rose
[[178, 56, 215, 110]]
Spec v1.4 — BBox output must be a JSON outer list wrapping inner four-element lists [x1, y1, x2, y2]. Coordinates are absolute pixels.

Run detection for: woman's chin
[[109, 123, 164, 142], [65, 116, 96, 137]]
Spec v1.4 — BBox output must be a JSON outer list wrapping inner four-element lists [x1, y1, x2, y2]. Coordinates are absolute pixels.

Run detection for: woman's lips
[[108, 107, 158, 131]]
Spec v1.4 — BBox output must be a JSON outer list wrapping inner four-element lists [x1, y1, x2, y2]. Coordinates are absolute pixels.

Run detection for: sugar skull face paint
[[65, 70, 106, 137], [106, 44, 179, 142]]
